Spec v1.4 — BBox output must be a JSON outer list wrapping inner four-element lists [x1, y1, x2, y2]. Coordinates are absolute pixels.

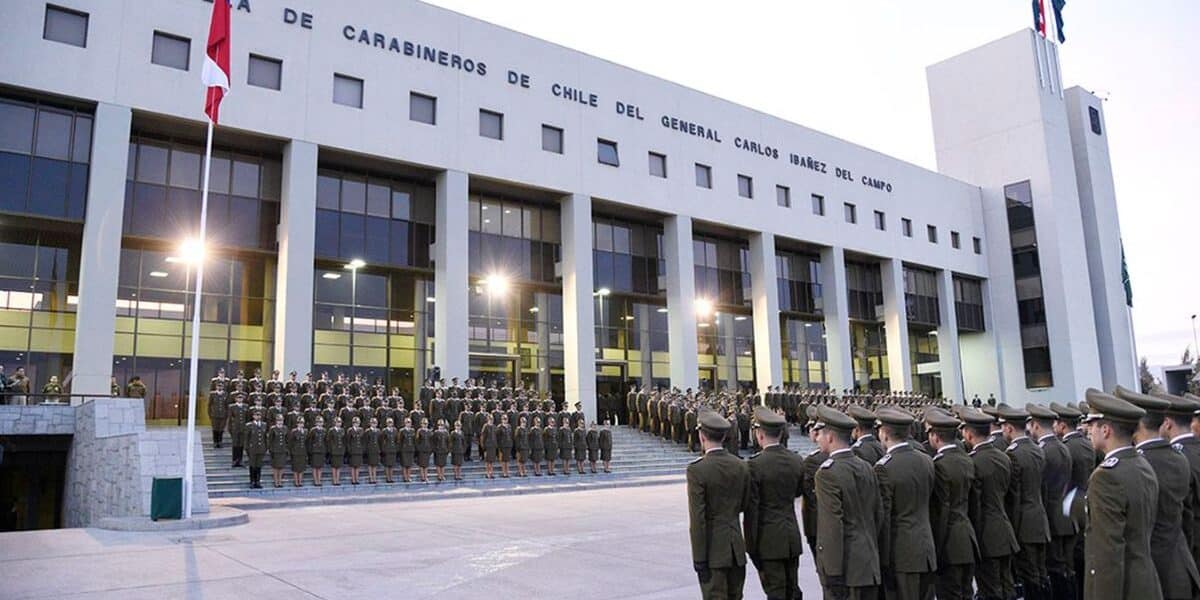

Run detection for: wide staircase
[[202, 425, 816, 508]]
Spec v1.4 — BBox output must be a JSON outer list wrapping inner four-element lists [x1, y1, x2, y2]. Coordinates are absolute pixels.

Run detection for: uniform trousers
[[823, 584, 877, 600], [1014, 542, 1048, 595], [934, 563, 974, 600], [699, 565, 746, 600], [1048, 535, 1075, 600], [755, 556, 800, 600], [882, 570, 933, 600], [975, 556, 1013, 600]]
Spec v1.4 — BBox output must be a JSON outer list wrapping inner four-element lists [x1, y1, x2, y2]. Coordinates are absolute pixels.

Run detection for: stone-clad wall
[[137, 431, 209, 516], [63, 399, 143, 527], [0, 405, 75, 435]]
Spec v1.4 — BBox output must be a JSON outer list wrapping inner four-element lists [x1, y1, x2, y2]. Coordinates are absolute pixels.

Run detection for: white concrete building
[[0, 0, 1136, 419]]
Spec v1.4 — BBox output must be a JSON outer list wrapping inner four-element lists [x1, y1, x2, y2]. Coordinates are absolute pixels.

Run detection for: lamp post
[[345, 259, 365, 374], [483, 273, 510, 381], [1192, 314, 1198, 365], [594, 288, 611, 360], [179, 237, 205, 519]]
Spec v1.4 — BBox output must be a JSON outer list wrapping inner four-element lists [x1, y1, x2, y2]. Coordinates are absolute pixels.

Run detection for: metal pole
[[1191, 315, 1198, 365], [183, 119, 214, 519], [350, 267, 357, 373]]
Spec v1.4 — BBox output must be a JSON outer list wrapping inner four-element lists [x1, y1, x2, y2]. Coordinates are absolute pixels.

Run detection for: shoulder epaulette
[[933, 453, 944, 461], [1099, 456, 1119, 468], [1037, 440, 1046, 448], [689, 456, 704, 465], [749, 452, 762, 460], [820, 458, 834, 469], [1006, 443, 1018, 452], [1173, 443, 1184, 453], [806, 449, 821, 458], [876, 453, 893, 466], [968, 449, 977, 457], [852, 439, 863, 448]]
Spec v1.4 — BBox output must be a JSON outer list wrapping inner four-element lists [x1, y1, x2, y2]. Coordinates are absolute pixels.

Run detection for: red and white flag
[[202, 0, 231, 124]]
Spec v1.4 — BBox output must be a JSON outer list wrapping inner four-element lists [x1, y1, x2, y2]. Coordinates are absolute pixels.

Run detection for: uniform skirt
[[559, 446, 572, 461], [310, 452, 325, 467], [400, 450, 414, 468], [499, 445, 513, 461], [600, 447, 612, 462], [329, 450, 345, 468], [417, 451, 431, 467], [382, 450, 397, 467], [531, 448, 545, 463], [451, 451, 464, 467], [515, 449, 527, 463], [483, 446, 497, 463], [434, 451, 448, 467], [348, 451, 363, 468], [291, 451, 308, 472], [271, 450, 288, 469], [575, 446, 588, 461], [365, 449, 380, 466], [588, 448, 599, 462]]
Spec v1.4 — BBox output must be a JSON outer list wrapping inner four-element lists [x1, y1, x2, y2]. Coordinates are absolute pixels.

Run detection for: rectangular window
[[151, 31, 190, 71], [973, 236, 982, 254], [541, 124, 563, 154], [737, 174, 753, 199], [902, 218, 913, 237], [951, 231, 961, 249], [648, 152, 667, 178], [843, 202, 857, 224], [44, 5, 88, 47], [409, 92, 436, 124], [479, 109, 503, 140], [333, 74, 363, 108], [927, 225, 938, 243], [811, 194, 825, 216], [597, 139, 619, 167], [874, 210, 886, 231], [1089, 106, 1102, 135], [776, 185, 790, 208], [695, 163, 712, 189], [247, 54, 282, 90]]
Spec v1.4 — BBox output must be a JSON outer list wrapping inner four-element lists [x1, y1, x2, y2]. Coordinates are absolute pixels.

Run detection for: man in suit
[[1027, 403, 1075, 600], [961, 408, 1021, 600], [874, 407, 937, 600], [925, 409, 977, 600], [998, 404, 1051, 600], [1081, 389, 1162, 600], [688, 410, 752, 600], [744, 406, 805, 600]]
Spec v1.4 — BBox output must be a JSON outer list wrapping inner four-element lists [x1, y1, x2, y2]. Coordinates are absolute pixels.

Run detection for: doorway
[[698, 366, 718, 392], [595, 361, 626, 425], [469, 353, 519, 388]]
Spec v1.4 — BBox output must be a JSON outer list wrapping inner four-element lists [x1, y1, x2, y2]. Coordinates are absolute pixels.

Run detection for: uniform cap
[[979, 405, 999, 417], [1187, 394, 1200, 415], [996, 405, 1029, 424], [959, 408, 996, 427], [697, 409, 731, 434], [815, 405, 856, 432], [1150, 391, 1199, 418], [924, 409, 962, 430], [875, 407, 915, 427], [846, 405, 877, 426], [1083, 388, 1145, 425], [1112, 385, 1169, 414], [1076, 401, 1090, 415], [805, 405, 820, 421], [752, 406, 786, 432], [1025, 403, 1057, 420], [1049, 401, 1082, 421]]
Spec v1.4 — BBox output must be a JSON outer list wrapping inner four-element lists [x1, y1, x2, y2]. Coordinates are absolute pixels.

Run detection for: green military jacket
[[1063, 431, 1094, 535], [1037, 434, 1075, 537], [801, 448, 828, 545], [1173, 434, 1200, 567], [815, 448, 882, 587], [1138, 438, 1200, 598], [1005, 437, 1051, 544], [744, 445, 805, 561], [243, 420, 268, 455], [968, 440, 1021, 558], [875, 443, 937, 574], [852, 434, 885, 465], [1085, 446, 1162, 600], [687, 448, 751, 569], [931, 445, 978, 567]]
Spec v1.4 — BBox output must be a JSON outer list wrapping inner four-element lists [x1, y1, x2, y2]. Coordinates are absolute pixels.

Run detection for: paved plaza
[[0, 482, 821, 599]]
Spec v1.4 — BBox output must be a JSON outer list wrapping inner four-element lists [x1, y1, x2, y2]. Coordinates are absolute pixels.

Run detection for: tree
[[1139, 357, 1161, 394]]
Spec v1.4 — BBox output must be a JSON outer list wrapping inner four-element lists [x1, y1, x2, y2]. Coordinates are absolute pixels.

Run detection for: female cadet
[[380, 417, 399, 483], [529, 416, 545, 477], [572, 419, 588, 474], [346, 415, 365, 485], [433, 418, 450, 482], [307, 415, 327, 486], [267, 414, 289, 488], [514, 416, 530, 478], [586, 421, 600, 474], [416, 417, 433, 483], [599, 420, 613, 473], [327, 416, 346, 485], [450, 419, 466, 481], [364, 417, 381, 484], [287, 418, 308, 487], [480, 414, 498, 479], [558, 418, 574, 476], [543, 417, 558, 476], [497, 414, 514, 478], [398, 417, 416, 483]]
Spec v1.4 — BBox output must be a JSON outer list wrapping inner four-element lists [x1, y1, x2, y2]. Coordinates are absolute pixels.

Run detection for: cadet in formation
[[687, 410, 751, 600], [744, 406, 805, 600]]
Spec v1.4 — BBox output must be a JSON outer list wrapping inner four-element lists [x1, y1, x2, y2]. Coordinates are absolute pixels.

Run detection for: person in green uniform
[[558, 418, 573, 476], [450, 419, 466, 481], [416, 417, 433, 483], [364, 417, 382, 484], [847, 405, 884, 465], [327, 416, 346, 486], [529, 416, 545, 476], [800, 405, 828, 564], [267, 414, 288, 488], [813, 404, 881, 600], [380, 417, 398, 483], [924, 409, 977, 600], [433, 419, 450, 482], [599, 420, 613, 473], [398, 416, 416, 483], [543, 417, 558, 476], [1113, 386, 1200, 600], [497, 414, 514, 479], [287, 418, 308, 487], [1080, 389, 1162, 600], [586, 422, 600, 473], [997, 404, 1051, 600], [514, 416, 530, 478], [307, 415, 327, 486], [40, 375, 63, 401], [1050, 400, 1092, 600], [744, 406, 805, 600], [346, 416, 365, 485], [688, 410, 751, 600], [1025, 403, 1075, 600], [228, 393, 248, 468], [573, 420, 588, 474], [207, 383, 229, 449], [110, 375, 120, 397], [125, 376, 146, 401], [959, 407, 1020, 600], [874, 407, 936, 600], [243, 409, 268, 489], [1156, 392, 1200, 572]]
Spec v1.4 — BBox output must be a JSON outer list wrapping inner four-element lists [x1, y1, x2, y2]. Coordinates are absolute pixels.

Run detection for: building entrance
[[595, 361, 627, 425], [469, 353, 518, 387]]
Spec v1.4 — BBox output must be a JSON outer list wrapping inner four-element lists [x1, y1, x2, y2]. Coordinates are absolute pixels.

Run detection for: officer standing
[[925, 410, 977, 600], [1081, 389, 1162, 600], [744, 406, 805, 600], [1050, 401, 1093, 600], [1026, 403, 1075, 600], [997, 405, 1051, 600], [687, 410, 751, 600], [813, 405, 882, 600], [848, 406, 884, 465], [1156, 392, 1200, 571], [960, 408, 1020, 600], [207, 384, 229, 448], [874, 407, 937, 600], [243, 409, 268, 489]]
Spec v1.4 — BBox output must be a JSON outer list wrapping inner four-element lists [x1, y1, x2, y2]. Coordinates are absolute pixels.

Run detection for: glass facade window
[[874, 210, 886, 231], [314, 168, 434, 269], [1089, 106, 1102, 135], [909, 327, 941, 398], [151, 31, 190, 71], [124, 135, 281, 251], [845, 260, 883, 321], [592, 217, 663, 295], [468, 287, 564, 397], [0, 96, 91, 221], [954, 276, 985, 332], [737, 174, 753, 198], [697, 311, 755, 392], [541, 125, 563, 154], [410, 92, 436, 124], [693, 235, 751, 308], [776, 250, 822, 315], [844, 203, 857, 224], [776, 185, 790, 208], [648, 152, 667, 178], [1005, 180, 1052, 388], [973, 236, 982, 254], [44, 5, 88, 47], [468, 194, 560, 284], [781, 317, 827, 388], [850, 321, 888, 392], [113, 247, 275, 418], [811, 194, 824, 216], [903, 266, 940, 327], [479, 109, 503, 140], [902, 218, 913, 237], [597, 139, 619, 166], [312, 267, 433, 399], [695, 163, 712, 188], [595, 296, 670, 390], [333, 74, 364, 108], [927, 225, 938, 243], [0, 229, 79, 393], [951, 231, 961, 249], [247, 54, 282, 90]]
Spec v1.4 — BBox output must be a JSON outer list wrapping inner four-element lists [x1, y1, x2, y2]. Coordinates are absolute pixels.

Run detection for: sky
[[424, 0, 1200, 367]]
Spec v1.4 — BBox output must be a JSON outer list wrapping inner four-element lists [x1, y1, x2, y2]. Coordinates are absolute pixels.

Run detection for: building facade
[[0, 0, 1137, 418]]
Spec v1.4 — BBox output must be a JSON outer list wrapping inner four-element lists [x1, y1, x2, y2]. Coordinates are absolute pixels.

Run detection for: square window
[[902, 218, 913, 237], [844, 202, 857, 224], [811, 194, 824, 216], [737, 174, 753, 198], [44, 5, 88, 47], [541, 125, 563, 153], [695, 163, 712, 189], [776, 185, 790, 208], [874, 210, 886, 231], [247, 55, 282, 90], [333, 74, 363, 108], [1088, 106, 1102, 135], [597, 139, 619, 167], [927, 225, 938, 243], [410, 92, 436, 124], [973, 236, 982, 254], [648, 152, 667, 178], [151, 31, 190, 71], [479, 109, 503, 140], [951, 231, 961, 249]]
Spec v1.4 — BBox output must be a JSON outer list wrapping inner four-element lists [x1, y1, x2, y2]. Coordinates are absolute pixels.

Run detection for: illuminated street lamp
[[344, 259, 366, 368], [485, 273, 510, 296], [695, 298, 714, 318]]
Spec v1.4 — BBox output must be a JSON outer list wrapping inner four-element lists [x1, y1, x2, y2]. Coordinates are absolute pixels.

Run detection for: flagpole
[[183, 117, 213, 519]]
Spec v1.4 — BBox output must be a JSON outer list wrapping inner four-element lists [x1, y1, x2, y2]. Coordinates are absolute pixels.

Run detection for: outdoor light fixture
[[178, 238, 205, 265], [656, 307, 668, 313], [426, 297, 436, 303], [322, 273, 342, 280], [734, 315, 747, 321], [594, 288, 611, 297], [344, 258, 366, 270], [695, 298, 714, 318], [149, 271, 169, 278], [485, 273, 510, 296]]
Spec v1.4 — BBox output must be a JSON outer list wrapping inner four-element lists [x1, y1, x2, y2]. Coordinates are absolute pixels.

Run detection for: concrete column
[[936, 270, 965, 403], [535, 293, 551, 392], [637, 303, 653, 388], [720, 313, 738, 388], [664, 215, 699, 390], [272, 140, 318, 376], [749, 232, 783, 391], [433, 169, 469, 379], [819, 246, 853, 391], [71, 103, 132, 398], [560, 193, 597, 419], [880, 258, 913, 391], [411, 281, 427, 398]]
